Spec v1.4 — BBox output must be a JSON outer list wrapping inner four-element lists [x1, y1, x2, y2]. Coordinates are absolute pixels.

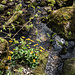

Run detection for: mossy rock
[[56, 0, 73, 7], [0, 37, 9, 51], [32, 51, 49, 75], [0, 38, 9, 69], [47, 6, 75, 40], [60, 58, 75, 75]]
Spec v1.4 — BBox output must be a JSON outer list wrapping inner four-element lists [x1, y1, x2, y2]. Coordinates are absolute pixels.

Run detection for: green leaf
[[65, 41, 68, 46], [68, 31, 72, 35]]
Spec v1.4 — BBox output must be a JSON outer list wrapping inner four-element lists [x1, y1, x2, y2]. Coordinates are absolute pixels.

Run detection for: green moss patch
[[61, 58, 75, 75], [32, 51, 49, 75]]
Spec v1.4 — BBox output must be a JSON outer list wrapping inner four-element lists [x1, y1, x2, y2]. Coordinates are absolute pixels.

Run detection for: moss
[[0, 5, 4, 10], [60, 58, 75, 75], [32, 51, 49, 75], [47, 6, 75, 40], [1, 0, 6, 4], [0, 38, 9, 69], [0, 38, 9, 51]]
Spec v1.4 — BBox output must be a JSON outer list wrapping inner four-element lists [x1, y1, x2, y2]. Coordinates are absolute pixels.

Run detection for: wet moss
[[47, 6, 75, 40], [32, 51, 49, 75], [60, 58, 75, 75]]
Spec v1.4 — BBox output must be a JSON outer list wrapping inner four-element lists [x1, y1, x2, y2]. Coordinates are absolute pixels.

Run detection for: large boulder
[[60, 58, 75, 75], [47, 5, 75, 40]]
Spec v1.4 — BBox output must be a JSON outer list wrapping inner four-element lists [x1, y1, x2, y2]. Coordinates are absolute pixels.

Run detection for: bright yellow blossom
[[36, 54, 38, 56], [30, 51, 33, 54], [9, 51, 13, 54], [7, 56, 11, 60], [30, 40, 34, 42], [40, 46, 45, 50], [40, 50, 43, 52], [22, 36, 25, 39], [34, 43, 38, 46], [13, 48, 15, 50], [33, 59, 35, 62], [5, 66, 9, 69], [9, 40, 13, 43], [26, 38, 31, 40]]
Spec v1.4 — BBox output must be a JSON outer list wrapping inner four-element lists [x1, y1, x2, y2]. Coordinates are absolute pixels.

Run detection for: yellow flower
[[30, 51, 33, 54], [40, 46, 45, 50], [9, 51, 13, 54], [40, 50, 43, 52], [36, 54, 38, 56], [5, 66, 9, 69], [34, 43, 38, 46], [13, 48, 15, 50], [33, 59, 35, 62], [22, 36, 25, 39], [26, 38, 31, 40], [9, 40, 13, 43], [7, 56, 11, 60], [28, 47, 30, 48], [30, 40, 34, 42]]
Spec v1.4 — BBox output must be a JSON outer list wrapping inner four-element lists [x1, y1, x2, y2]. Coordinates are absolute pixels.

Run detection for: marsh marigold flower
[[30, 40, 34, 42], [40, 50, 43, 52], [7, 56, 11, 60], [36, 53, 38, 56], [13, 48, 15, 50], [9, 51, 13, 54], [40, 46, 45, 50], [22, 36, 25, 39], [5, 66, 9, 69], [30, 51, 33, 54], [34, 43, 38, 46], [33, 59, 35, 62], [9, 40, 13, 43], [26, 38, 31, 40]]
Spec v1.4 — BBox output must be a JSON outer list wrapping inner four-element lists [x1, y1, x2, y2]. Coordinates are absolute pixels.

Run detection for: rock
[[47, 5, 75, 40], [60, 58, 75, 75], [0, 37, 9, 69]]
